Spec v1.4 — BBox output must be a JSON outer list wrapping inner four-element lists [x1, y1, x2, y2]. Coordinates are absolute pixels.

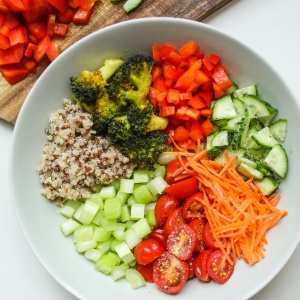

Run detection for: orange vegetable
[[168, 149, 287, 266]]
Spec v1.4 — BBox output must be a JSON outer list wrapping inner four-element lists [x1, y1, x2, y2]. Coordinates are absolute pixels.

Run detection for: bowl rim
[[9, 17, 300, 300]]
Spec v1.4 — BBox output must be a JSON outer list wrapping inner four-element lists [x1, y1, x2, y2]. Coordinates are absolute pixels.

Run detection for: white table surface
[[1, 0, 300, 299]]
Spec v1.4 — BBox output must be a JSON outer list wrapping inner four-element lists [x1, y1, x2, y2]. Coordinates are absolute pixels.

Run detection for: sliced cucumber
[[123, 0, 143, 13], [233, 84, 258, 99], [232, 98, 246, 116], [237, 162, 264, 180], [242, 95, 271, 119], [253, 177, 279, 195], [263, 144, 288, 178], [251, 127, 278, 148], [210, 130, 229, 147], [213, 148, 245, 166], [212, 95, 236, 121], [258, 100, 278, 126], [269, 119, 287, 142]]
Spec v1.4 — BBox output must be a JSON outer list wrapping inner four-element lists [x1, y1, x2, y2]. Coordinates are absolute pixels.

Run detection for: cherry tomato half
[[166, 159, 187, 185], [153, 251, 189, 294], [193, 250, 212, 282], [166, 224, 197, 261], [206, 249, 234, 284], [163, 207, 185, 237], [136, 262, 154, 282], [189, 218, 207, 252], [134, 238, 165, 265], [202, 221, 219, 250], [182, 192, 205, 220], [149, 227, 167, 248], [154, 194, 179, 227], [164, 177, 198, 199]]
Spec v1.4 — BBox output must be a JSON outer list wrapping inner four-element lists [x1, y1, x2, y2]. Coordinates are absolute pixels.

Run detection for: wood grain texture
[[0, 0, 231, 124]]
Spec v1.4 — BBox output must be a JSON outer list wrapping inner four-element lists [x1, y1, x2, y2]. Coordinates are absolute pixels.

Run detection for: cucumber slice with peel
[[269, 119, 287, 141], [263, 144, 288, 178], [212, 95, 236, 121]]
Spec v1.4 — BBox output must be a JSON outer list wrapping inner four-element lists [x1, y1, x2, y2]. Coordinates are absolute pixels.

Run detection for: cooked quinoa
[[37, 99, 136, 203]]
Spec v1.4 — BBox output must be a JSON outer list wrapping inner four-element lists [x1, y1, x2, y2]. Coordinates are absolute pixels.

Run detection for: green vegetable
[[59, 165, 168, 287]]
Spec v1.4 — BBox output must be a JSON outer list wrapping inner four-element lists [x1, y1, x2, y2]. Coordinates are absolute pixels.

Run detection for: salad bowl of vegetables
[[10, 17, 300, 300]]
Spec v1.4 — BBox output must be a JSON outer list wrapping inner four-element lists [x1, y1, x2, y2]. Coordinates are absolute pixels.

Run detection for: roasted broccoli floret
[[70, 70, 105, 109], [118, 130, 171, 169], [107, 101, 168, 140], [92, 89, 125, 134], [107, 54, 155, 107], [107, 115, 131, 142]]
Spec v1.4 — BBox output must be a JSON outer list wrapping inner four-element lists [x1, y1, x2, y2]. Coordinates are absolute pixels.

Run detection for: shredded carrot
[[170, 149, 287, 266]]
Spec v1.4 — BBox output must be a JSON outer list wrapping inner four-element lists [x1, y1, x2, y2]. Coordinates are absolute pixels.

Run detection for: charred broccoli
[[107, 54, 155, 107], [70, 70, 105, 110], [92, 90, 124, 134], [117, 130, 171, 170]]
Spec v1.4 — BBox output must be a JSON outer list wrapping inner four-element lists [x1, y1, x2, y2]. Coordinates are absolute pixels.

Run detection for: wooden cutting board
[[0, 0, 231, 124]]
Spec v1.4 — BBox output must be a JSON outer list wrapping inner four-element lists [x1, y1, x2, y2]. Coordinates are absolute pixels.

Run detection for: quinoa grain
[[37, 99, 136, 203]]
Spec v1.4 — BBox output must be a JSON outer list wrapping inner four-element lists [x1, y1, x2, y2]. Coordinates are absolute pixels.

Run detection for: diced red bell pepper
[[24, 42, 37, 57], [179, 92, 193, 100], [173, 125, 190, 142], [2, 12, 20, 30], [159, 44, 177, 60], [46, 0, 68, 12], [0, 43, 24, 65], [174, 59, 202, 90], [187, 95, 207, 110], [22, 56, 37, 73], [200, 108, 213, 117], [184, 107, 201, 121], [0, 33, 10, 50], [58, 8, 75, 23], [198, 90, 213, 107], [27, 22, 47, 40], [163, 63, 177, 80], [3, 0, 26, 12], [53, 23, 68, 37], [212, 69, 233, 90], [33, 34, 51, 62], [153, 77, 168, 92], [22, 0, 50, 23], [189, 122, 204, 142], [212, 81, 225, 98], [152, 43, 162, 65], [47, 14, 56, 37], [201, 119, 214, 137], [156, 90, 167, 102], [202, 56, 214, 72], [73, 6, 93, 24], [166, 88, 180, 104], [46, 40, 60, 62], [0, 65, 28, 84], [0, 0, 9, 13], [179, 40, 199, 60], [151, 65, 162, 81], [209, 53, 221, 65], [7, 27, 28, 46], [194, 69, 210, 85], [165, 50, 182, 66], [160, 105, 176, 117]]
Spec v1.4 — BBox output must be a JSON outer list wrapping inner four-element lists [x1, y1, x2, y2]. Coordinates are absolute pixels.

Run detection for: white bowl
[[10, 17, 300, 300]]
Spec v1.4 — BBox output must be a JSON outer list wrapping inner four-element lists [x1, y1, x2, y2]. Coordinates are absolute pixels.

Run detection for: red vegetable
[[154, 194, 179, 227], [133, 238, 164, 265], [164, 177, 198, 199], [135, 262, 154, 282], [163, 207, 185, 237], [166, 224, 196, 260], [193, 249, 212, 282], [206, 249, 234, 284], [182, 192, 205, 221], [189, 218, 207, 252], [153, 252, 189, 294]]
